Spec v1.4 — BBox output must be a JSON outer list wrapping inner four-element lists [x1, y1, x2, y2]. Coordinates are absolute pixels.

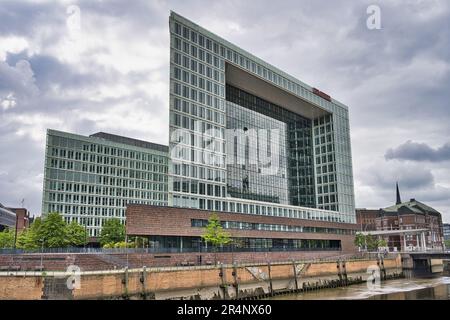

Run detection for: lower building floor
[[125, 204, 358, 259], [147, 235, 341, 253]]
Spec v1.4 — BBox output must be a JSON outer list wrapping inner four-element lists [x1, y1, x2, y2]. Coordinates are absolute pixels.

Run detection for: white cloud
[[0, 0, 449, 222], [0, 36, 29, 61]]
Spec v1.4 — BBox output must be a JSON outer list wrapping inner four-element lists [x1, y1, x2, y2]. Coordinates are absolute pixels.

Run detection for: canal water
[[270, 275, 450, 300]]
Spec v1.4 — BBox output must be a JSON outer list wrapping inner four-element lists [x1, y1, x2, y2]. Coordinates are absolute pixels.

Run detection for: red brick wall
[[7, 208, 30, 231], [0, 255, 402, 300], [0, 250, 358, 272], [126, 205, 357, 253]]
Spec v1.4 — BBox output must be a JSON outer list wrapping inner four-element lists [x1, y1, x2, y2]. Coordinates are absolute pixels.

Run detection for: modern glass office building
[[168, 12, 355, 224], [41, 12, 356, 242], [42, 130, 168, 237], [444, 223, 450, 241]]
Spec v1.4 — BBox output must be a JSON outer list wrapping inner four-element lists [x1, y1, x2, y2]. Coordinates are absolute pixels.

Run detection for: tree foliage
[[366, 235, 380, 251], [201, 213, 231, 249], [66, 220, 88, 247], [100, 219, 125, 247], [378, 238, 388, 248], [39, 212, 68, 248], [16, 229, 39, 250], [354, 233, 366, 248], [354, 233, 388, 251], [0, 228, 15, 248], [0, 213, 89, 249], [445, 240, 450, 248]]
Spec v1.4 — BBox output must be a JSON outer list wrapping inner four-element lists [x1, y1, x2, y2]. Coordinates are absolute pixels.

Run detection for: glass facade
[[191, 219, 355, 235], [149, 235, 341, 252], [168, 12, 355, 223], [226, 101, 289, 204], [42, 130, 168, 237], [226, 85, 315, 207]]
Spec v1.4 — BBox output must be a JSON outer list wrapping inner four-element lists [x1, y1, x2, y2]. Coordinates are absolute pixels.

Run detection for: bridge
[[408, 251, 450, 260], [399, 250, 450, 274]]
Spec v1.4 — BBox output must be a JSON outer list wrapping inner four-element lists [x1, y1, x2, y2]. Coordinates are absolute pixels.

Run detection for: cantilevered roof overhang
[[226, 63, 331, 120]]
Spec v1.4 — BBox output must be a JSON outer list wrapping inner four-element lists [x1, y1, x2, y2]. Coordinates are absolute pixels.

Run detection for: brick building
[[6, 208, 32, 232], [355, 209, 379, 231], [126, 205, 358, 260], [356, 198, 444, 250], [0, 203, 32, 235]]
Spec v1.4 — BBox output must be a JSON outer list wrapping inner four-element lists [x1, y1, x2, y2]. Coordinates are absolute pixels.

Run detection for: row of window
[[49, 135, 166, 163], [46, 191, 166, 204], [172, 195, 353, 223], [50, 147, 167, 167], [172, 79, 224, 110], [173, 97, 225, 126], [47, 181, 166, 195], [172, 37, 224, 71], [46, 168, 166, 184], [173, 63, 223, 93], [172, 163, 225, 182], [191, 219, 355, 235], [48, 158, 167, 177], [171, 114, 225, 140], [170, 144, 226, 169], [173, 180, 225, 198]]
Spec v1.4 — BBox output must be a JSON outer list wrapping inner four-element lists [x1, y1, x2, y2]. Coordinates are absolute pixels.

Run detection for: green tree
[[378, 238, 388, 248], [30, 217, 42, 235], [16, 217, 41, 250], [0, 228, 15, 248], [38, 212, 68, 248], [366, 235, 380, 251], [15, 215, 88, 250], [201, 213, 231, 264], [354, 233, 366, 250], [100, 219, 125, 247], [445, 240, 450, 248], [65, 220, 88, 247], [16, 229, 39, 250]]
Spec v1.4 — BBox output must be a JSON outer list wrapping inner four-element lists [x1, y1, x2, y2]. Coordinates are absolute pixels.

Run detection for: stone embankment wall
[[0, 250, 352, 271], [0, 255, 402, 300]]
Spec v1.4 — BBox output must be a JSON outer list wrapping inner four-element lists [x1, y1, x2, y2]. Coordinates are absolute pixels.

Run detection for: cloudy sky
[[1, 0, 449, 222]]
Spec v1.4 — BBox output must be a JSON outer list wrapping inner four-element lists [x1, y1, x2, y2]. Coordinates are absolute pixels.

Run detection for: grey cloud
[[1, 0, 449, 220], [5, 50, 117, 92], [385, 140, 450, 162], [0, 1, 66, 40], [370, 163, 435, 191], [0, 59, 38, 107]]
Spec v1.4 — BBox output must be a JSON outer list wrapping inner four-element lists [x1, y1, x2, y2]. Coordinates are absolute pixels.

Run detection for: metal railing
[[0, 246, 342, 255]]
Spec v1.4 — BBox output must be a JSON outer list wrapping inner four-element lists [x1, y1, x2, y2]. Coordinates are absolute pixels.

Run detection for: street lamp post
[[84, 224, 87, 252], [40, 238, 45, 270], [13, 214, 18, 250], [125, 234, 129, 269]]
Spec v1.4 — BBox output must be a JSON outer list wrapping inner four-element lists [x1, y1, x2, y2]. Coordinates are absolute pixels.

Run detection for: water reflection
[[271, 276, 450, 300]]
